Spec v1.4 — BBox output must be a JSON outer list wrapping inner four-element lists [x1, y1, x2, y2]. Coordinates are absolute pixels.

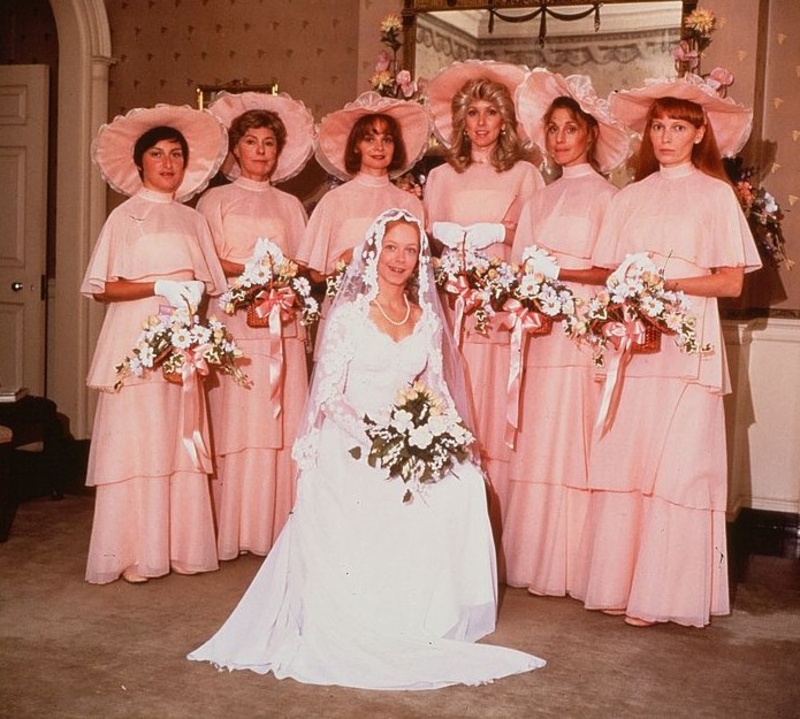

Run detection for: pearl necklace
[[373, 295, 411, 327]]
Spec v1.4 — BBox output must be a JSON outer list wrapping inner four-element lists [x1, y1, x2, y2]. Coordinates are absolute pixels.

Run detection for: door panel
[[0, 65, 48, 395]]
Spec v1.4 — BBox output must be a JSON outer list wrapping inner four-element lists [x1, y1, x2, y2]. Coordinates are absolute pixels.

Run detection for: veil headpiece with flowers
[[292, 208, 475, 471]]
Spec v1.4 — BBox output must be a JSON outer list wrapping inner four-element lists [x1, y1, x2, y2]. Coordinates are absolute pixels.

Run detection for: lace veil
[[292, 207, 474, 470]]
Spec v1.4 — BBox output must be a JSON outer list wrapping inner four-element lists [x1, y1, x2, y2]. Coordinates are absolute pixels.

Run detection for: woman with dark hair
[[573, 76, 762, 628], [295, 92, 429, 282], [503, 70, 630, 596], [189, 209, 545, 689], [82, 105, 228, 584], [196, 92, 314, 560], [423, 61, 545, 534]]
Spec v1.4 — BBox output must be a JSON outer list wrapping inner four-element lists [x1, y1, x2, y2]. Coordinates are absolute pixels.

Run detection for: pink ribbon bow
[[444, 274, 483, 348], [176, 343, 213, 471], [252, 286, 297, 418], [595, 312, 647, 436], [502, 298, 547, 449]]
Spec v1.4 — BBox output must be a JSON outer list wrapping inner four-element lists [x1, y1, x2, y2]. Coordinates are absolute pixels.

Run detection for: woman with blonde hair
[[424, 61, 545, 536]]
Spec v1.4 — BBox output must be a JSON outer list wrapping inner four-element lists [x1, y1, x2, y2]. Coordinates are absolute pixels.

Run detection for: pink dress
[[504, 164, 617, 595], [81, 188, 228, 584], [424, 160, 544, 520], [196, 177, 309, 560], [296, 172, 424, 276], [572, 163, 762, 626]]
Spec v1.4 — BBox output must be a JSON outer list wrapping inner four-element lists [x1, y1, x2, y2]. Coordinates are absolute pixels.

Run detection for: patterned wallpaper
[[758, 0, 800, 312], [708, 0, 799, 313], [105, 0, 361, 120]]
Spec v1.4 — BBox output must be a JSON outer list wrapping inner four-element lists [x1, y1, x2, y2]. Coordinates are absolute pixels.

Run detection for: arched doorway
[[48, 0, 112, 438]]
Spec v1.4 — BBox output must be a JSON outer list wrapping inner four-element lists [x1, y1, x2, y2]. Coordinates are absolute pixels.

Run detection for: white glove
[[433, 221, 505, 250], [180, 280, 205, 311], [154, 279, 190, 309], [521, 245, 560, 280]]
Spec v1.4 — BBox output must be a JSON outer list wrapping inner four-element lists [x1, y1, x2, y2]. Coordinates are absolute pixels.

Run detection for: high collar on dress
[[561, 163, 596, 179], [353, 172, 391, 188], [233, 176, 273, 192], [136, 187, 174, 204], [658, 162, 697, 180]]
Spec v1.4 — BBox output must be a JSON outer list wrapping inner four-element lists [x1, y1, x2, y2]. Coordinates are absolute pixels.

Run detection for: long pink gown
[[296, 172, 424, 276], [572, 163, 762, 626], [196, 176, 309, 560], [504, 163, 617, 595], [81, 188, 228, 584], [424, 160, 544, 520]]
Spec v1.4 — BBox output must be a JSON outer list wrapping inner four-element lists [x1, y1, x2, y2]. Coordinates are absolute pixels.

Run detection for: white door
[[0, 65, 49, 395]]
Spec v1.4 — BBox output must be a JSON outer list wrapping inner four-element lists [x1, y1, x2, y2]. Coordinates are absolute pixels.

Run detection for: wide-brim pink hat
[[516, 69, 631, 173], [424, 60, 530, 147], [609, 74, 752, 157], [208, 91, 315, 183], [92, 104, 227, 203], [315, 91, 431, 181]]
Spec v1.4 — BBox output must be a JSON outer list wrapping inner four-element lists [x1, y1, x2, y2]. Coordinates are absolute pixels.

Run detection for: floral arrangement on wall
[[370, 14, 418, 100], [671, 6, 792, 272], [671, 6, 717, 78], [726, 158, 794, 271]]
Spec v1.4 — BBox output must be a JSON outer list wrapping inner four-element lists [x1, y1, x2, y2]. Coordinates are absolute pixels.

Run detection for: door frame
[[49, 0, 112, 439]]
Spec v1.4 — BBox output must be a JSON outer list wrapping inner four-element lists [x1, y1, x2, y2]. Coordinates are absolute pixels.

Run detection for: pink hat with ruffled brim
[[92, 104, 227, 203], [315, 91, 431, 181], [610, 74, 752, 157], [208, 91, 315, 183], [424, 60, 530, 147], [516, 68, 631, 174]]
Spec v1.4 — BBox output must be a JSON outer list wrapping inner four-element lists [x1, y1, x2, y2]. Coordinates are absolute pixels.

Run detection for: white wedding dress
[[188, 304, 545, 689]]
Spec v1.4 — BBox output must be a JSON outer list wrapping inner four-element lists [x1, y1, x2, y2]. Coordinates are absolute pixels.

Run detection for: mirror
[[404, 1, 696, 97]]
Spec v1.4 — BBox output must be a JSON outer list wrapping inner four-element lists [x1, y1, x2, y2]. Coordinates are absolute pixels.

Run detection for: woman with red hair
[[573, 76, 762, 628]]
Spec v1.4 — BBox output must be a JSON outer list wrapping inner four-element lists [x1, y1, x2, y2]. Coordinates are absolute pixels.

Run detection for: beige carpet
[[1, 495, 799, 719]]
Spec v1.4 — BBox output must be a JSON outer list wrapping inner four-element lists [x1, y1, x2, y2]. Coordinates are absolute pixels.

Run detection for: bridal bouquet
[[115, 307, 250, 390], [433, 248, 517, 334], [350, 380, 475, 504], [572, 253, 707, 367], [218, 237, 320, 328]]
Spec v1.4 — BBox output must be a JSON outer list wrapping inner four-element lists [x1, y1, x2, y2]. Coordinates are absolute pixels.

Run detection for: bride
[[188, 208, 545, 690]]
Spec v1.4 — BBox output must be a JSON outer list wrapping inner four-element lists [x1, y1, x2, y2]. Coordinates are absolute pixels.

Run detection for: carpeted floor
[[1, 494, 799, 719]]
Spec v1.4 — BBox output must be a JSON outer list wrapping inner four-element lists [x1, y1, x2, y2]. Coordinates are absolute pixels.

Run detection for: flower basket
[[218, 238, 319, 329], [631, 321, 662, 354], [114, 308, 251, 391], [572, 253, 708, 368], [245, 303, 271, 328], [162, 366, 183, 384], [529, 313, 553, 336]]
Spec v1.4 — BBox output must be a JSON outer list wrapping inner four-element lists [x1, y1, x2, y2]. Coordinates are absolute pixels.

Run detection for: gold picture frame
[[196, 79, 279, 110]]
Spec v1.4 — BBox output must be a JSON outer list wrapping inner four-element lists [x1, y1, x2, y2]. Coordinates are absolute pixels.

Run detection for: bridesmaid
[[82, 105, 228, 583], [424, 60, 545, 531], [574, 76, 761, 627], [295, 91, 429, 282], [504, 69, 630, 595], [197, 92, 314, 560]]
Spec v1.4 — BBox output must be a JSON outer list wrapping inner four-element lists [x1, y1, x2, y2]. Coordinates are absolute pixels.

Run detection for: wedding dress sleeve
[[292, 303, 368, 469]]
